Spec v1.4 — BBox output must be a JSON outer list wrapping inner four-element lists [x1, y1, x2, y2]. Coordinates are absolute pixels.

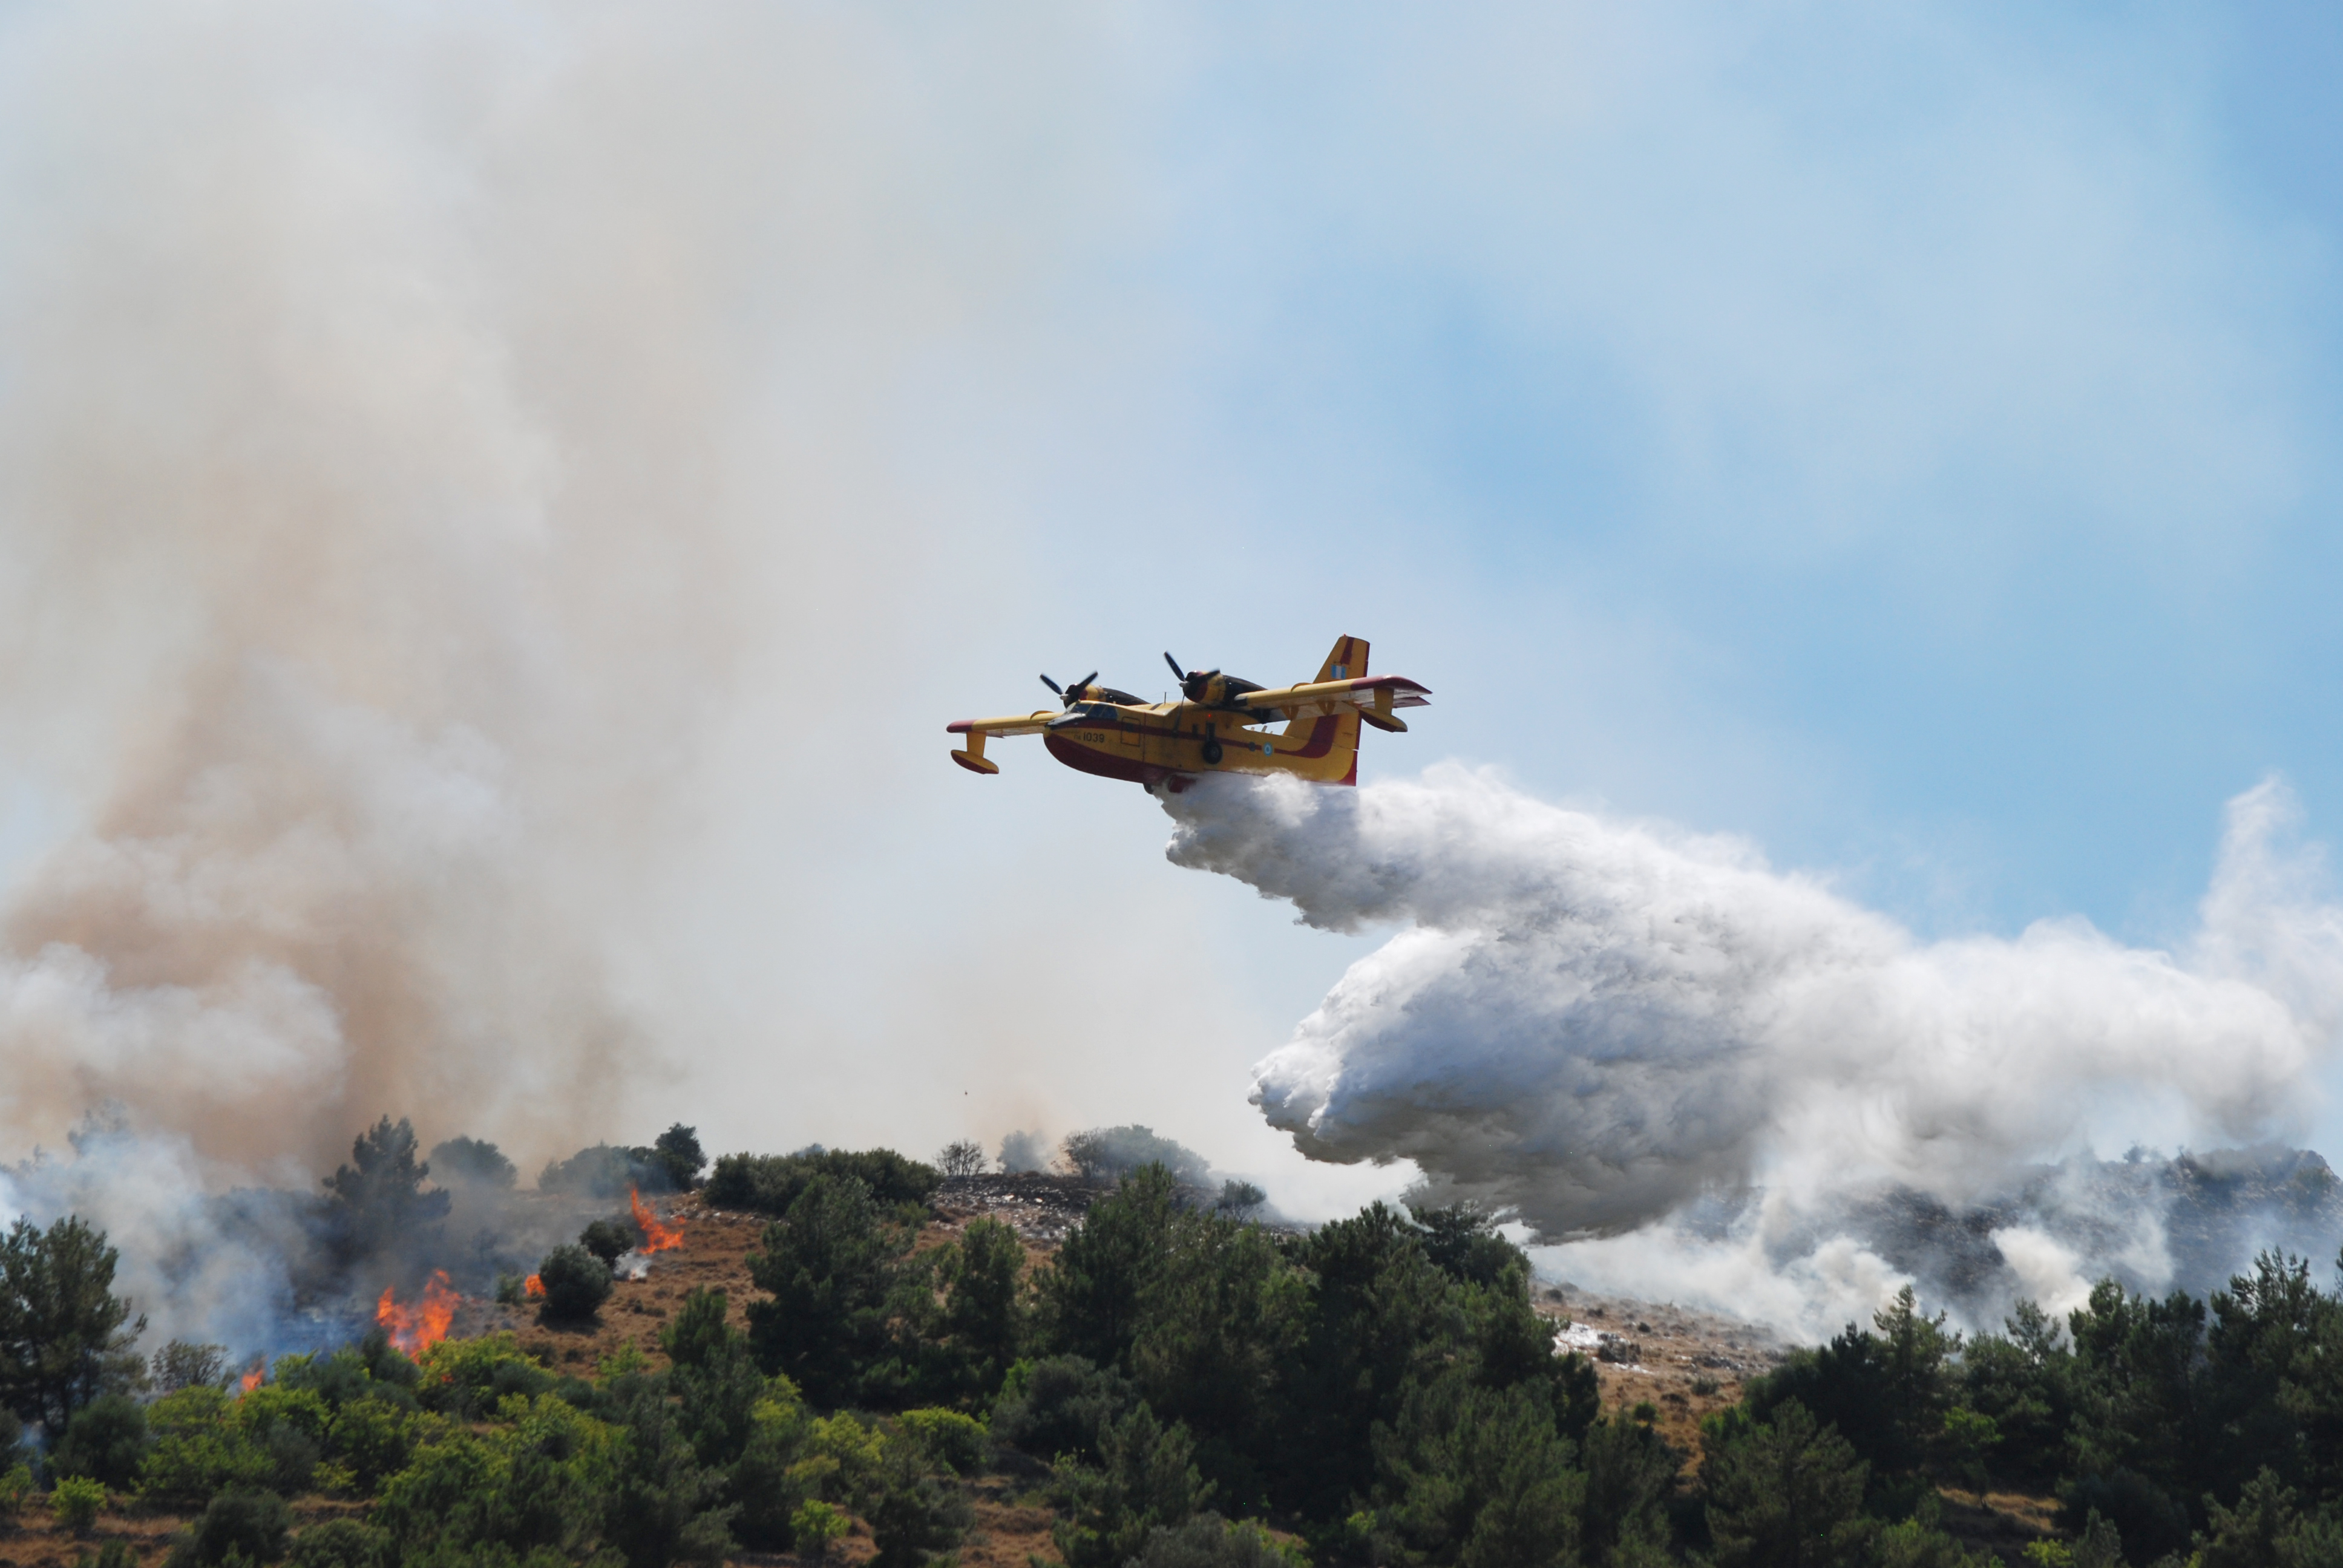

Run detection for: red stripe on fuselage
[[1044, 733, 1175, 785]]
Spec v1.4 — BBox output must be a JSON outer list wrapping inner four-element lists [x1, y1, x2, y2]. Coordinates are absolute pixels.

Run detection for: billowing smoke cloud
[[1164, 766, 2343, 1331], [0, 2, 1078, 1347]]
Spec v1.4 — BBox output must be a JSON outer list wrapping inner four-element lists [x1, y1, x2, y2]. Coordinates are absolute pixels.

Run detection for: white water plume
[[1162, 766, 2343, 1331]]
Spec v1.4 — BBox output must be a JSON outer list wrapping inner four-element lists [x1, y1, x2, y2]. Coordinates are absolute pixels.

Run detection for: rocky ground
[[1533, 1284, 1791, 1460]]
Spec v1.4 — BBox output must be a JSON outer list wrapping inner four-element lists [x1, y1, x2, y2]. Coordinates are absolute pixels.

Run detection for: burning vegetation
[[373, 1270, 459, 1357], [2, 1122, 2342, 1567]]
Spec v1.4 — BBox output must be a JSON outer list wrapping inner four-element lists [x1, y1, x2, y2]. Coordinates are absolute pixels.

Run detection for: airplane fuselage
[[1036, 698, 1357, 789]]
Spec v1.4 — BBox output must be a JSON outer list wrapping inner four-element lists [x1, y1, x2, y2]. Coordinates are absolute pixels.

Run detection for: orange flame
[[524, 1273, 543, 1298], [631, 1187, 684, 1253], [377, 1270, 460, 1355], [237, 1361, 264, 1394]]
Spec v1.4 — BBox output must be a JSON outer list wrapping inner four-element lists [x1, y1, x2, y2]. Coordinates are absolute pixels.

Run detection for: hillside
[[7, 1149, 2329, 1567]]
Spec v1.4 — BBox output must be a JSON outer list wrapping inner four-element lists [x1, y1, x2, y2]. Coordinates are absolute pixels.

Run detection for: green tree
[[2065, 1278, 2206, 1494], [867, 1432, 973, 1568], [746, 1174, 917, 1407], [929, 1217, 1026, 1400], [1275, 1202, 1453, 1521], [594, 1367, 737, 1568], [425, 1135, 516, 1189], [991, 1355, 1139, 1466], [1124, 1209, 1308, 1506], [1040, 1165, 1182, 1370], [51, 1390, 149, 1486], [1049, 1403, 1211, 1568], [322, 1117, 450, 1262], [1958, 1301, 2076, 1490], [0, 1214, 146, 1431], [662, 1289, 770, 1468], [1367, 1370, 1585, 1568], [579, 1219, 632, 1268], [652, 1125, 708, 1192], [1701, 1400, 1872, 1568], [168, 1488, 291, 1566], [536, 1244, 614, 1322], [1578, 1413, 1680, 1564]]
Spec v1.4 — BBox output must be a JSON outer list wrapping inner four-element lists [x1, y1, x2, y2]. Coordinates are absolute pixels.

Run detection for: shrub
[[898, 1408, 988, 1474], [425, 1135, 517, 1189], [1213, 1181, 1265, 1218], [371, 1396, 619, 1560], [411, 1333, 552, 1417], [493, 1273, 528, 1305], [868, 1463, 973, 1568], [534, 1244, 614, 1322], [998, 1131, 1050, 1172], [2063, 1469, 2188, 1563], [1046, 1404, 1210, 1568], [730, 1387, 817, 1549], [705, 1148, 940, 1215], [1127, 1515, 1306, 1568], [355, 1330, 419, 1393], [81, 1540, 137, 1568], [539, 1132, 700, 1197], [1701, 1401, 1870, 1567], [991, 1356, 1138, 1465], [288, 1518, 390, 1568], [791, 1500, 848, 1558], [167, 1488, 290, 1567], [51, 1474, 106, 1532], [936, 1140, 987, 1177], [652, 1124, 707, 1191], [1057, 1128, 1209, 1186], [140, 1386, 274, 1508], [51, 1390, 150, 1487], [323, 1397, 418, 1489], [152, 1341, 231, 1394], [0, 1463, 31, 1518], [578, 1218, 632, 1267]]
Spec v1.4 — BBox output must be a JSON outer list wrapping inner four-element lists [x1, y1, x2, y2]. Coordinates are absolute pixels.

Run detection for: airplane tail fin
[[1285, 635, 1368, 784], [1315, 634, 1369, 683]]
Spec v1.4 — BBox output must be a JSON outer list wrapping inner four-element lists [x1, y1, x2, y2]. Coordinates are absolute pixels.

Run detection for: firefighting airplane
[[947, 634, 1428, 790]]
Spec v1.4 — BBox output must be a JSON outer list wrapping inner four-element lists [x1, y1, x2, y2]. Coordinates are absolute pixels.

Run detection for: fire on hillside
[[377, 1270, 459, 1355]]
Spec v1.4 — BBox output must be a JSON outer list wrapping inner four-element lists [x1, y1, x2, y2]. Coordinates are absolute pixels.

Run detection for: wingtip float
[[945, 633, 1428, 792]]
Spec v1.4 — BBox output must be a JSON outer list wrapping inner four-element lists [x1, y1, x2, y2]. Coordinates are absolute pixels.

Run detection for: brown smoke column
[[0, 3, 1041, 1173]]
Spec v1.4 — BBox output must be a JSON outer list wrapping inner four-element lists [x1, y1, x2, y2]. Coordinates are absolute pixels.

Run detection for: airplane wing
[[945, 711, 1059, 773], [1237, 675, 1431, 733]]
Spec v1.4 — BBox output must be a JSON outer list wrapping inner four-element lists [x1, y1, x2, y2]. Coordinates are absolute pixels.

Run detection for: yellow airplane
[[947, 634, 1428, 790]]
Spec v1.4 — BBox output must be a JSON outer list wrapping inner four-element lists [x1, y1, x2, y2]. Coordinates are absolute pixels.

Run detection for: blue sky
[[862, 2, 2343, 1175], [966, 1, 2343, 946]]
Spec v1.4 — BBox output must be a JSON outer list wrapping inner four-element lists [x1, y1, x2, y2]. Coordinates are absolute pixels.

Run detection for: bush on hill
[[1058, 1125, 1210, 1185], [703, 1146, 939, 1215], [537, 1243, 615, 1322], [425, 1134, 516, 1189]]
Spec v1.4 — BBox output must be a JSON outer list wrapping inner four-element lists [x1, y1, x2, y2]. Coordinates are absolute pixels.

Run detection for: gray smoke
[[0, 1, 1037, 1351], [1162, 766, 2343, 1333]]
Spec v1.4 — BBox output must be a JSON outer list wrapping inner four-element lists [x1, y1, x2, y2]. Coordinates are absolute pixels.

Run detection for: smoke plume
[[1164, 766, 2343, 1332], [0, 2, 1044, 1348]]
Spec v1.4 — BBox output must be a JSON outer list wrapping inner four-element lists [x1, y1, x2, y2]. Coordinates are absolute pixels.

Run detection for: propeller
[[1041, 671, 1099, 705], [1163, 652, 1217, 703]]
